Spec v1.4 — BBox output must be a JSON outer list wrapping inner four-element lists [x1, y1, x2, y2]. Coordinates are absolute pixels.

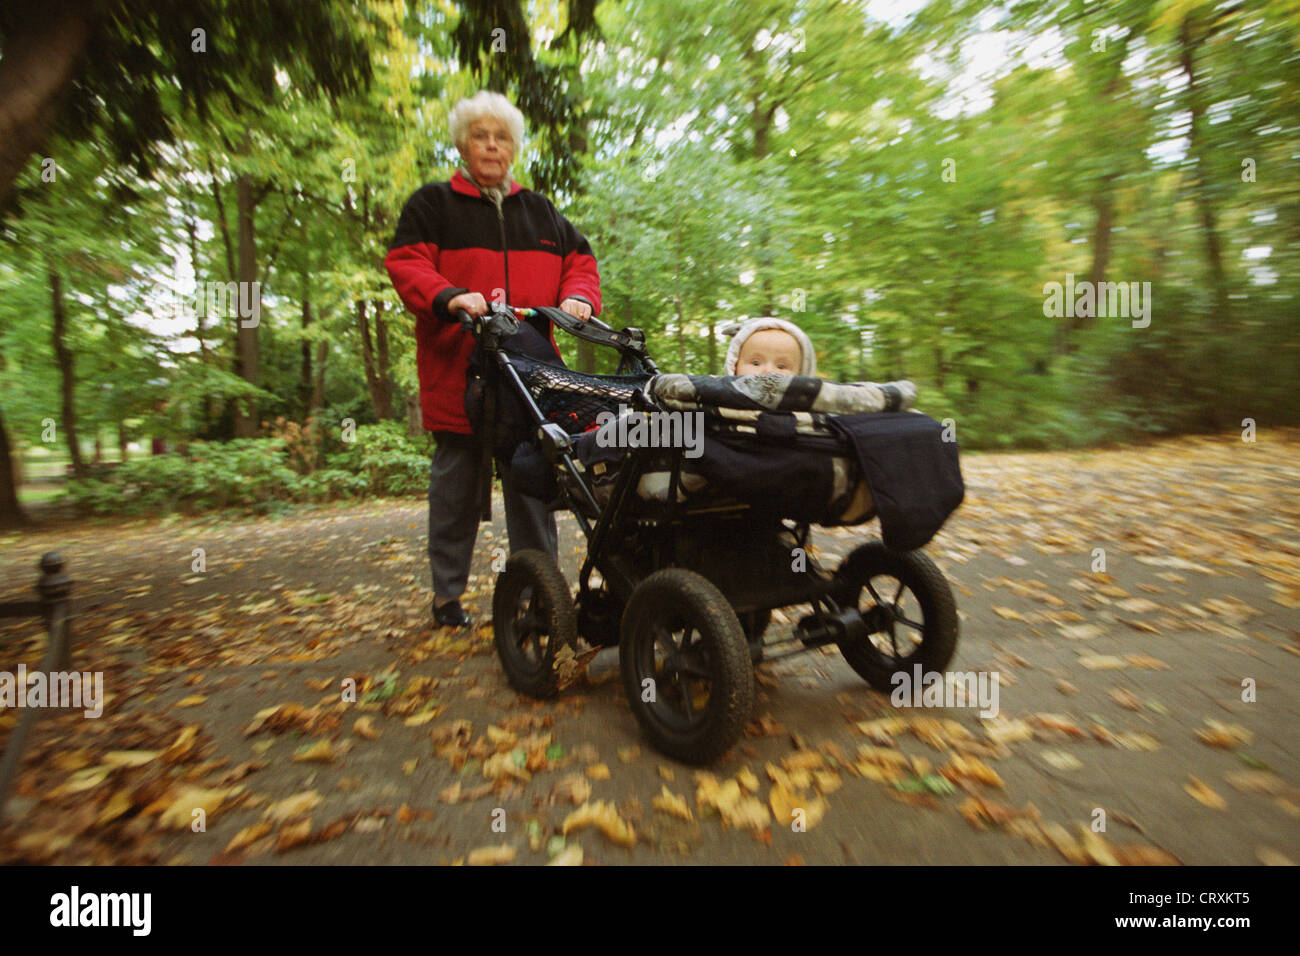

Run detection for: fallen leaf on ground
[[1041, 750, 1083, 772], [769, 784, 826, 830], [551, 774, 592, 806], [547, 845, 584, 866], [264, 790, 322, 823], [275, 819, 315, 853], [403, 708, 443, 727], [1256, 846, 1294, 866], [225, 822, 273, 853], [984, 716, 1033, 745], [1196, 719, 1253, 750], [561, 801, 637, 847], [1184, 777, 1227, 810], [652, 786, 694, 822], [941, 754, 1005, 788], [101, 750, 160, 768], [1042, 822, 1088, 865], [1077, 825, 1120, 866], [1109, 688, 1142, 710], [1079, 655, 1127, 671], [1114, 845, 1181, 866], [291, 740, 336, 763], [1224, 770, 1285, 795], [158, 786, 239, 829]]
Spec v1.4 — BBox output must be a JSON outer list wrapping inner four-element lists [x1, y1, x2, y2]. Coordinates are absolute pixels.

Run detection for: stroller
[[460, 303, 965, 765]]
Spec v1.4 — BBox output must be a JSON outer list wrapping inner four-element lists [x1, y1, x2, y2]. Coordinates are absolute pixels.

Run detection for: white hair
[[448, 91, 525, 155]]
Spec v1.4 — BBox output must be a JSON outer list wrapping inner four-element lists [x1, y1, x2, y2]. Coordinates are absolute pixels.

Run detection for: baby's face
[[736, 329, 801, 376]]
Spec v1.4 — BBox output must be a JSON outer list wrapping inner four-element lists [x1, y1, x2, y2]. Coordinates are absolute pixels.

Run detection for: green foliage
[[5, 0, 1300, 520], [326, 422, 433, 498], [62, 427, 427, 517]]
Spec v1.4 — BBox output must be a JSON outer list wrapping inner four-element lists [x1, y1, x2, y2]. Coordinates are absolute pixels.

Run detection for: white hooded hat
[[722, 317, 817, 377]]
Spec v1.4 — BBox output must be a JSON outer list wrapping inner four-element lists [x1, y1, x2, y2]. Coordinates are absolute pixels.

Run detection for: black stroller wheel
[[619, 569, 754, 765], [832, 543, 959, 692], [493, 550, 578, 699]]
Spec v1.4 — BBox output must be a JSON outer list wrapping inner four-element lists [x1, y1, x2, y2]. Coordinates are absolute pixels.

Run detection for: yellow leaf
[[96, 790, 134, 827], [547, 845, 584, 866], [769, 784, 826, 830], [158, 786, 238, 829], [1185, 777, 1227, 810], [942, 754, 1005, 787], [264, 790, 321, 823], [653, 786, 694, 821], [225, 821, 273, 853], [291, 739, 336, 763], [736, 767, 760, 793], [1077, 824, 1119, 866], [101, 750, 160, 768], [176, 694, 208, 707], [403, 708, 443, 727], [550, 773, 592, 805], [561, 801, 637, 847], [353, 716, 380, 740], [586, 763, 611, 780]]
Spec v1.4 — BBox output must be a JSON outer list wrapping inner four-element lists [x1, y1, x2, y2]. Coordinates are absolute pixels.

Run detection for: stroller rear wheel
[[832, 543, 958, 692], [493, 550, 578, 699], [619, 569, 754, 765]]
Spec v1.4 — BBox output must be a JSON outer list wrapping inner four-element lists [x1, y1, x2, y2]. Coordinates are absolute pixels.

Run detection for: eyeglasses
[[469, 128, 513, 147]]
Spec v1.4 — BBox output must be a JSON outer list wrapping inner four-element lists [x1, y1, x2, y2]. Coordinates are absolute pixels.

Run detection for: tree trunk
[[0, 409, 28, 529], [1180, 17, 1232, 325], [188, 210, 216, 432], [0, 1, 94, 213], [1056, 179, 1116, 355], [118, 420, 129, 463], [374, 300, 393, 418], [311, 341, 327, 413], [406, 394, 422, 437], [356, 299, 393, 420], [232, 170, 261, 437], [49, 268, 86, 478], [300, 293, 314, 416]]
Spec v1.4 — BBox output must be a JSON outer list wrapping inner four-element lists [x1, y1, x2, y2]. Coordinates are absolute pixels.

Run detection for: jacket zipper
[[495, 199, 510, 305]]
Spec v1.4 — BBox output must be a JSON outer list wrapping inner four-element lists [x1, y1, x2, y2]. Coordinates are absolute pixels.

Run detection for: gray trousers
[[428, 431, 558, 603]]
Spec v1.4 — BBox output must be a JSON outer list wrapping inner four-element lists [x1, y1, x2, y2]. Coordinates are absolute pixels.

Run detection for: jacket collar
[[451, 169, 524, 198]]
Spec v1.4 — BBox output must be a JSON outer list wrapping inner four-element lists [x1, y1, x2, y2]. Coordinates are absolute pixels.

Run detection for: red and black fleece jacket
[[384, 169, 602, 434]]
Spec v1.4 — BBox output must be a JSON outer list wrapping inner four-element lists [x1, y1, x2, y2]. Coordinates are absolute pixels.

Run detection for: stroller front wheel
[[619, 568, 754, 765], [493, 549, 578, 699], [832, 543, 959, 692]]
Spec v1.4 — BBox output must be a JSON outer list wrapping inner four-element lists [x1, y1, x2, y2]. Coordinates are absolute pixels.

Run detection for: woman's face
[[460, 117, 514, 186]]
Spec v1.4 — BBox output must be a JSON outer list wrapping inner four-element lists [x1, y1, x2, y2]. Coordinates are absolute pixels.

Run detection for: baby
[[724, 317, 816, 377]]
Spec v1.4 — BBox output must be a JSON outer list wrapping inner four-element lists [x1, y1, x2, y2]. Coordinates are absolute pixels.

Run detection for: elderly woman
[[385, 91, 601, 628]]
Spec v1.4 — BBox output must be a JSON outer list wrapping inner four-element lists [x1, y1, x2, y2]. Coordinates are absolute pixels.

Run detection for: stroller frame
[[461, 303, 960, 765]]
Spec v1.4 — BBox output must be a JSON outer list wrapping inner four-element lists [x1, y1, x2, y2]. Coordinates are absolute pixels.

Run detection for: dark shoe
[[433, 599, 472, 629]]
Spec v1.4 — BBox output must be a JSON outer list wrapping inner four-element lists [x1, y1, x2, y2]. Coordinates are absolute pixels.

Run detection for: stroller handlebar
[[456, 303, 657, 372]]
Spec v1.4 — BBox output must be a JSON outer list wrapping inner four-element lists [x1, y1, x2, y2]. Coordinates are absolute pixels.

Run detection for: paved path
[[0, 432, 1296, 865]]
